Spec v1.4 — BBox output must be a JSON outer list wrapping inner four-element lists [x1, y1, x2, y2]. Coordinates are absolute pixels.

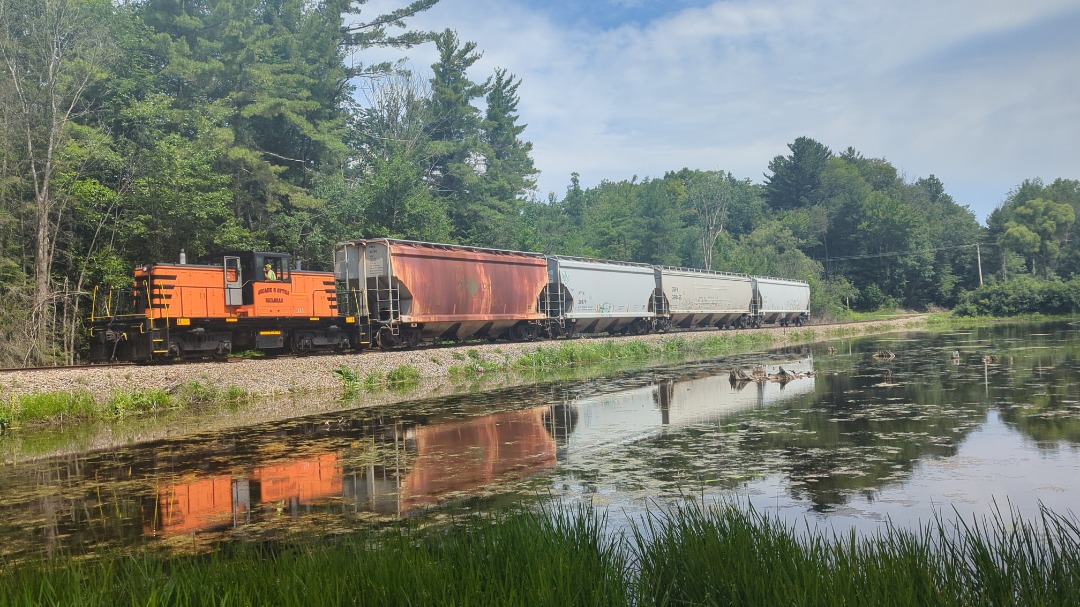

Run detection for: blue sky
[[362, 0, 1080, 224]]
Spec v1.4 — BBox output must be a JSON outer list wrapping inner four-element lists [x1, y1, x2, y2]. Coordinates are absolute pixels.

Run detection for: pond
[[1, 321, 1078, 560]]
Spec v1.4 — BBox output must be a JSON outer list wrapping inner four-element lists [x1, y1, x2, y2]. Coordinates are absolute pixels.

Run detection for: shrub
[[956, 276, 1080, 316]]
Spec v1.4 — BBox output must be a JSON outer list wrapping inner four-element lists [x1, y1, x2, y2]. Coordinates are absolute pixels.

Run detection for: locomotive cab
[[215, 252, 292, 307]]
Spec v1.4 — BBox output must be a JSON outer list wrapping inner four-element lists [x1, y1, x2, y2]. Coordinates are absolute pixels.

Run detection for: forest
[[1, 0, 1077, 366]]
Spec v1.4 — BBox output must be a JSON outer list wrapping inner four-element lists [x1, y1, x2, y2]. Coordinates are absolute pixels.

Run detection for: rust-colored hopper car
[[88, 251, 359, 361]]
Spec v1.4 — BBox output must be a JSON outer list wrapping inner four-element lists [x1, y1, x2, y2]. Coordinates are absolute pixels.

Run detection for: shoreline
[[2, 316, 930, 403], [0, 313, 978, 462]]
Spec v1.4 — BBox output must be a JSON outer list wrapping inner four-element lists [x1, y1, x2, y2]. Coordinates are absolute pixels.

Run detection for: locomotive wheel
[[375, 327, 399, 350]]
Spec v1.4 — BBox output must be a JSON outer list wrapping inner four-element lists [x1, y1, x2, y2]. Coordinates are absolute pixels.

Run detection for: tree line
[[0, 0, 1076, 366]]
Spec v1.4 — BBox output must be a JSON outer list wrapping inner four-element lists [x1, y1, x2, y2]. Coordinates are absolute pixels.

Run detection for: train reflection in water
[[146, 357, 814, 539], [557, 357, 815, 457], [146, 408, 557, 537], [0, 357, 817, 558]]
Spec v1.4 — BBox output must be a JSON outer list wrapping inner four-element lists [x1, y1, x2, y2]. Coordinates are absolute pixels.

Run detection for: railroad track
[[0, 316, 926, 374]]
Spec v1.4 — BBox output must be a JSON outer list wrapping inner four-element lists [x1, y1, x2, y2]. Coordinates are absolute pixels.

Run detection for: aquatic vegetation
[[633, 500, 1080, 606], [2, 501, 1078, 606]]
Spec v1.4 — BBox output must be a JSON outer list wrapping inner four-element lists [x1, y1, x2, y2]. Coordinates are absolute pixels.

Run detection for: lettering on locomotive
[[257, 287, 291, 296]]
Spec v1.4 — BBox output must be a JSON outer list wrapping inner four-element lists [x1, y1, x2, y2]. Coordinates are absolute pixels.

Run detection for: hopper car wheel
[[794, 316, 804, 327], [510, 324, 538, 342], [627, 319, 648, 335]]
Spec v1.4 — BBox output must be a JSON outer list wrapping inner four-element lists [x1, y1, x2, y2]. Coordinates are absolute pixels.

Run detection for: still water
[[1, 321, 1078, 559]]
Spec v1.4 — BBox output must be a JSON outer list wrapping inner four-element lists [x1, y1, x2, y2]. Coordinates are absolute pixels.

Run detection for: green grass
[[3, 501, 1078, 606], [515, 332, 775, 371], [0, 381, 252, 430], [335, 364, 423, 397]]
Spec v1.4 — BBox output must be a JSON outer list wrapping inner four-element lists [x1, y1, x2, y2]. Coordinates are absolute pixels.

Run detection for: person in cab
[[264, 262, 278, 281]]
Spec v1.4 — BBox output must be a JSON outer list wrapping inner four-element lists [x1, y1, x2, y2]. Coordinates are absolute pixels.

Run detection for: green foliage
[[998, 197, 1075, 276], [385, 364, 421, 387], [336, 364, 421, 396], [2, 381, 253, 428], [8, 390, 97, 423], [332, 365, 362, 398], [633, 500, 1080, 607], [955, 276, 1080, 316], [106, 389, 174, 417], [515, 333, 774, 371], [764, 136, 834, 210]]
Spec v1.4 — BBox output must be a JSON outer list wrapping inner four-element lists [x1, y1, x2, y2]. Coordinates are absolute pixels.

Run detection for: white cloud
[[357, 0, 1080, 220]]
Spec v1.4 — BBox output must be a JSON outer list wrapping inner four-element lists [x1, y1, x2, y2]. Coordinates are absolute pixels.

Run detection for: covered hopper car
[[751, 276, 810, 327], [541, 256, 656, 337], [653, 267, 755, 330], [334, 239, 549, 348]]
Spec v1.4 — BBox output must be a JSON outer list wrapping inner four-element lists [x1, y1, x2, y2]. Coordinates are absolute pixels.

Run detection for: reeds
[[3, 500, 1077, 606]]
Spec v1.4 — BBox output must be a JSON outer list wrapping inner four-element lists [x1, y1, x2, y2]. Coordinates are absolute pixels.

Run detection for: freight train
[[87, 239, 810, 362]]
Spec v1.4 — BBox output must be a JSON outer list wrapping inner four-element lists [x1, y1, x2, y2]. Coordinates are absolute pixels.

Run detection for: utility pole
[[976, 243, 983, 287]]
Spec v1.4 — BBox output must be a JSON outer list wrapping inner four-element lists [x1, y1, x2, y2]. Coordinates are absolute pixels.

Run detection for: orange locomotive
[[88, 251, 366, 362]]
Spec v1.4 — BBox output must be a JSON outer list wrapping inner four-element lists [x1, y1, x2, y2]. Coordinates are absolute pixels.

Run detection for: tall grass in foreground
[[3, 501, 1078, 606], [633, 501, 1080, 607], [0, 505, 628, 607]]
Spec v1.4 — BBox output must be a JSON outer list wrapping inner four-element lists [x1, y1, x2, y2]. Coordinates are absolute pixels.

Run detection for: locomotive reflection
[[144, 358, 814, 538], [146, 409, 557, 536]]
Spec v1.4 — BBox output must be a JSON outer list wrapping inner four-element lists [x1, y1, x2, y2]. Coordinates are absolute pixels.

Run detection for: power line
[[814, 242, 997, 263]]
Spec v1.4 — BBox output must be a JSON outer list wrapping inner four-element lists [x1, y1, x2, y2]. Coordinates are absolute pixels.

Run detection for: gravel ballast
[[1, 318, 927, 403]]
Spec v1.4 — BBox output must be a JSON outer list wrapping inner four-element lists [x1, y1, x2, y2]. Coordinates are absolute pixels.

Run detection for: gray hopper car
[[541, 256, 656, 336], [751, 276, 810, 326], [654, 267, 755, 330]]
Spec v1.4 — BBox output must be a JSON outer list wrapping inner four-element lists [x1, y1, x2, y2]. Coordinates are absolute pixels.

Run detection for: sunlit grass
[[335, 364, 423, 397], [0, 381, 253, 430], [516, 332, 775, 371], [2, 501, 1078, 606]]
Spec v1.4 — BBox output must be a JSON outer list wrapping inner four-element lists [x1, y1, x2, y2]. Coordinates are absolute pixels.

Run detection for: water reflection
[[2, 322, 1080, 558]]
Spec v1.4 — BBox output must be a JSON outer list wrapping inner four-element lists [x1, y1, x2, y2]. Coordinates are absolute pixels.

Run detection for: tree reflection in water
[[1, 322, 1078, 558]]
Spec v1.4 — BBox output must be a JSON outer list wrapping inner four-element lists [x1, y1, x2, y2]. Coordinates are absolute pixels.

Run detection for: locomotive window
[[260, 257, 290, 282]]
